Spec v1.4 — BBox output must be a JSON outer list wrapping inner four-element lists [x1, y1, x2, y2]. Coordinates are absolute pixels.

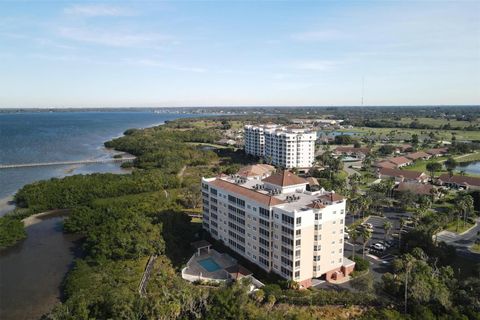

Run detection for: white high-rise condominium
[[244, 125, 317, 169], [201, 165, 355, 288]]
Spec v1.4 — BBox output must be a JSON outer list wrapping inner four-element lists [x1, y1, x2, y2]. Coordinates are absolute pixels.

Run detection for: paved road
[[343, 161, 362, 177], [436, 218, 480, 262]]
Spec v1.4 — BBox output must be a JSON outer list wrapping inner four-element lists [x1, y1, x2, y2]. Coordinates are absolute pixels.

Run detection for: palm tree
[[461, 195, 474, 229], [349, 228, 360, 259], [361, 227, 372, 258], [383, 221, 393, 241], [399, 217, 406, 248]]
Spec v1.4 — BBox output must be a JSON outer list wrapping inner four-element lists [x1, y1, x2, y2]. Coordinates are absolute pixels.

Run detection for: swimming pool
[[198, 257, 222, 272]]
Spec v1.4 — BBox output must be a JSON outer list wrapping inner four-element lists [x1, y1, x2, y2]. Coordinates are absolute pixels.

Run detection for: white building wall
[[201, 178, 346, 285]]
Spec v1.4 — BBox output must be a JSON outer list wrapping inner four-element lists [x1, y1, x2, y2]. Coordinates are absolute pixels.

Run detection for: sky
[[0, 0, 479, 108]]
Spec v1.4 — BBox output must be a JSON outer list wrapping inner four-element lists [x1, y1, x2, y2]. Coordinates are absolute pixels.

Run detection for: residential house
[[405, 151, 431, 161], [377, 167, 429, 183], [437, 174, 480, 190], [333, 147, 371, 159]]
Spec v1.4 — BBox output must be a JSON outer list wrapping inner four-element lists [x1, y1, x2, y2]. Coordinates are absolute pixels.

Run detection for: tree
[[353, 141, 362, 148], [426, 162, 443, 181], [458, 194, 474, 230], [334, 135, 353, 145], [399, 217, 406, 248], [383, 221, 393, 241], [350, 273, 374, 293], [411, 134, 419, 147], [252, 289, 265, 304], [444, 157, 457, 175], [183, 184, 202, 209], [349, 228, 360, 259], [361, 227, 372, 258]]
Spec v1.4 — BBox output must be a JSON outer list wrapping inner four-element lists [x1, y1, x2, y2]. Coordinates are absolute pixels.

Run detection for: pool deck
[[182, 249, 237, 282]]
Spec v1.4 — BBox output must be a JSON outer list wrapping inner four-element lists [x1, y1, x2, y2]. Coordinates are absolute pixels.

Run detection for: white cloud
[[291, 30, 343, 42], [64, 5, 135, 17], [58, 27, 172, 48]]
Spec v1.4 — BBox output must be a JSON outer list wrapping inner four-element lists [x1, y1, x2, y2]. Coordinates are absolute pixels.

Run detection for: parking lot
[[342, 210, 413, 281]]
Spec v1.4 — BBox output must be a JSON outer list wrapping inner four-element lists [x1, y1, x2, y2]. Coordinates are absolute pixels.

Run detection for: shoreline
[[22, 209, 70, 227], [0, 195, 15, 217]]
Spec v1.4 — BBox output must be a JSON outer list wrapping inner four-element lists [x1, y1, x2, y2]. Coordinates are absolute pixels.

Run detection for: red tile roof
[[375, 161, 397, 169], [307, 200, 326, 209], [426, 148, 448, 155], [262, 170, 307, 187], [388, 156, 412, 166], [395, 182, 435, 195], [210, 179, 285, 206], [405, 151, 430, 160], [319, 193, 345, 202], [438, 174, 480, 187], [379, 168, 427, 180]]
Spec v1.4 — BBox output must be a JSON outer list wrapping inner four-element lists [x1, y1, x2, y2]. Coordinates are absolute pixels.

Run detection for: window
[[282, 214, 294, 225], [282, 226, 293, 235], [296, 217, 302, 225], [315, 213, 322, 220], [295, 229, 301, 236], [295, 260, 300, 267], [294, 271, 300, 279], [314, 255, 321, 261], [282, 236, 293, 246], [259, 207, 270, 218], [295, 239, 301, 246], [295, 249, 300, 257]]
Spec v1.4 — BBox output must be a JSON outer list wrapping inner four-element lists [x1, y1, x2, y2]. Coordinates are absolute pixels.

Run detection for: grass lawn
[[445, 220, 476, 234], [396, 117, 479, 129], [339, 127, 480, 141], [403, 156, 448, 172], [455, 152, 480, 164]]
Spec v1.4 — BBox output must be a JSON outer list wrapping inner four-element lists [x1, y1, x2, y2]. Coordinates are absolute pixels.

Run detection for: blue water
[[455, 161, 480, 175], [198, 257, 221, 272], [0, 111, 194, 202]]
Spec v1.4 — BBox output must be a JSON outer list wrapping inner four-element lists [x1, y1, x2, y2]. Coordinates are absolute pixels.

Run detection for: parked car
[[372, 243, 386, 251], [377, 240, 388, 247]]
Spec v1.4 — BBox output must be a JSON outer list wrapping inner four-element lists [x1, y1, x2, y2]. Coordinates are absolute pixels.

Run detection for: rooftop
[[206, 170, 343, 211], [379, 167, 426, 180], [262, 170, 308, 187], [438, 174, 480, 187]]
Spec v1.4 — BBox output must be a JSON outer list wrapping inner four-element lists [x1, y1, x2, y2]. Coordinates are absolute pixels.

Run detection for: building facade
[[244, 125, 317, 169], [201, 167, 353, 288]]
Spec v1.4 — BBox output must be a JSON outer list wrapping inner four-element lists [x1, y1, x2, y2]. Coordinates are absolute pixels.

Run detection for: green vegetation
[[0, 216, 26, 248], [445, 220, 475, 234]]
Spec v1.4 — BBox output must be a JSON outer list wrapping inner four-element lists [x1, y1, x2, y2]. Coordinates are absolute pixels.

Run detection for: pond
[[455, 161, 480, 176]]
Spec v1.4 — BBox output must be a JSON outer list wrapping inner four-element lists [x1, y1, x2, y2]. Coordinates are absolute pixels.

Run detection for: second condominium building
[[201, 165, 354, 288], [244, 125, 317, 169]]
